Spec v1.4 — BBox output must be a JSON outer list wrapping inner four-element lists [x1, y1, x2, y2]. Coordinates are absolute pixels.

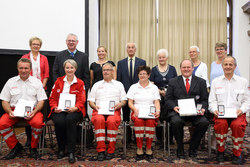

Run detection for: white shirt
[[88, 79, 127, 106], [209, 75, 249, 114], [0, 76, 47, 107], [62, 75, 78, 93], [195, 62, 210, 87], [182, 75, 192, 86], [126, 81, 160, 108]]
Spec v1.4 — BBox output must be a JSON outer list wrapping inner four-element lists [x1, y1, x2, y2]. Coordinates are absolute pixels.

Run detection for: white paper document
[[218, 107, 237, 118], [98, 101, 115, 115], [14, 99, 36, 117], [138, 105, 155, 119], [58, 93, 76, 111], [178, 98, 197, 116]]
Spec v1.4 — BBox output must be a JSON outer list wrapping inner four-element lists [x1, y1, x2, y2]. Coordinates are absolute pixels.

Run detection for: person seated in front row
[[0, 58, 47, 159], [49, 59, 86, 164], [209, 56, 249, 165], [165, 59, 209, 159], [127, 65, 161, 160], [88, 63, 127, 161]]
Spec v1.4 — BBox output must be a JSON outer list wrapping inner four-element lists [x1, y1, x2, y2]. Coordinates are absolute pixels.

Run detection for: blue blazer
[[117, 57, 146, 92]]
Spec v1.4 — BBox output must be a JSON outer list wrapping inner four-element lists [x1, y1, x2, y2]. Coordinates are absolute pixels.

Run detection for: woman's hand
[[66, 107, 78, 113], [159, 89, 166, 97], [54, 107, 62, 113]]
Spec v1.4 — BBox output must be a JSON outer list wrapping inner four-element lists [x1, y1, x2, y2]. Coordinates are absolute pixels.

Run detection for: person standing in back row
[[117, 42, 146, 143]]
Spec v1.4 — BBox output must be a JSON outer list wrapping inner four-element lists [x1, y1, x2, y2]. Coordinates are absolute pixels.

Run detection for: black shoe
[[145, 153, 153, 160], [57, 150, 65, 159], [217, 151, 224, 163], [177, 149, 185, 159], [97, 152, 105, 161], [68, 153, 76, 164], [4, 142, 23, 160], [106, 153, 114, 160], [29, 148, 39, 159], [189, 149, 197, 158], [136, 153, 144, 161], [232, 154, 243, 165]]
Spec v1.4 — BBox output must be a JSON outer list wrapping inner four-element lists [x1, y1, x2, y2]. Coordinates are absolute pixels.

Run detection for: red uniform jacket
[[22, 52, 50, 84], [48, 76, 86, 117]]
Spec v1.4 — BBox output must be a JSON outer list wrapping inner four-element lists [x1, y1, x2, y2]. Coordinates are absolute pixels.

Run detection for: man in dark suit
[[165, 59, 209, 159], [53, 33, 90, 91], [117, 42, 146, 142]]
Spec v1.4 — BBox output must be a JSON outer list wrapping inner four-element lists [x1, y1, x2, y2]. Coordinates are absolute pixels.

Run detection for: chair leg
[[84, 121, 87, 156], [123, 121, 127, 158], [80, 122, 84, 157], [0, 136, 3, 155], [167, 122, 170, 157], [208, 124, 211, 159], [163, 121, 166, 155]]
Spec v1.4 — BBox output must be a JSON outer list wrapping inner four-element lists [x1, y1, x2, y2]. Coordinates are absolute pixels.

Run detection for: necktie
[[186, 78, 190, 93], [70, 52, 74, 58], [130, 58, 133, 80]]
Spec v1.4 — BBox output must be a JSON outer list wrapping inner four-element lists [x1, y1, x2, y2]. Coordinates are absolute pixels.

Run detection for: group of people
[[0, 33, 248, 165]]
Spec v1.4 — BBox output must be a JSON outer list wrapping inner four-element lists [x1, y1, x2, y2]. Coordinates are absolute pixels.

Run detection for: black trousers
[[122, 103, 132, 141], [169, 112, 209, 152], [51, 112, 83, 153]]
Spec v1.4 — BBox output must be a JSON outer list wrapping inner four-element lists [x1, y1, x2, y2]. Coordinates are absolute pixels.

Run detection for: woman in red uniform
[[49, 59, 86, 164]]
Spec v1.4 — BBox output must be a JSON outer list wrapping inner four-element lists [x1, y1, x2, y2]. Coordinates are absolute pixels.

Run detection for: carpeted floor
[[0, 125, 249, 166]]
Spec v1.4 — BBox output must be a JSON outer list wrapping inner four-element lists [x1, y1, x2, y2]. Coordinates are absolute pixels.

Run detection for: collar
[[182, 75, 192, 81], [68, 49, 77, 54], [63, 75, 77, 84], [137, 80, 151, 88], [16, 75, 31, 82], [128, 56, 135, 62], [101, 79, 114, 84], [222, 74, 236, 81]]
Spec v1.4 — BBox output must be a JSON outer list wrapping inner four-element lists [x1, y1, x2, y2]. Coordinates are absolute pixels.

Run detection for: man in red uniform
[[88, 63, 127, 161], [209, 56, 249, 165], [0, 58, 47, 159]]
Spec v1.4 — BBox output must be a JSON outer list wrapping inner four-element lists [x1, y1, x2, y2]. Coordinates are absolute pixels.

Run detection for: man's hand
[[197, 108, 206, 116], [173, 106, 180, 113], [236, 109, 243, 116], [114, 102, 123, 110], [159, 90, 166, 97], [8, 111, 15, 119], [133, 108, 139, 117], [214, 110, 219, 118], [154, 111, 160, 118], [24, 110, 36, 120]]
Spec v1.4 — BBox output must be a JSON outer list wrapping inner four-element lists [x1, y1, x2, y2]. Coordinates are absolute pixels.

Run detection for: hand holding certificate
[[58, 93, 76, 111], [14, 99, 36, 117], [98, 101, 115, 115], [218, 106, 237, 118], [178, 98, 197, 116], [138, 105, 156, 119]]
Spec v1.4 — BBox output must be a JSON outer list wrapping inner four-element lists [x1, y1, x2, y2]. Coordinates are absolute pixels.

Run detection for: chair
[[123, 120, 166, 157], [167, 122, 212, 158]]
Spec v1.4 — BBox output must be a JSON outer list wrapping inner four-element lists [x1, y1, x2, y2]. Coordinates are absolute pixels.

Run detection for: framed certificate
[[218, 105, 225, 116]]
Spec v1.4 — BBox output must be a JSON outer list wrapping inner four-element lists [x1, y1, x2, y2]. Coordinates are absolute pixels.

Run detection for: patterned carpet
[[0, 124, 249, 166]]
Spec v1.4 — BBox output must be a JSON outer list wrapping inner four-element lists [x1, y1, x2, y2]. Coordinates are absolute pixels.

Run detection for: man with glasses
[[53, 33, 90, 91], [88, 63, 127, 161]]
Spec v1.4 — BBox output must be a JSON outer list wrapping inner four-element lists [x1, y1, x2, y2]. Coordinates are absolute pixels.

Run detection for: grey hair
[[190, 45, 200, 52], [63, 59, 78, 69], [126, 42, 137, 49], [180, 59, 194, 68], [156, 49, 169, 58], [102, 62, 114, 70], [66, 33, 78, 41], [222, 56, 237, 66]]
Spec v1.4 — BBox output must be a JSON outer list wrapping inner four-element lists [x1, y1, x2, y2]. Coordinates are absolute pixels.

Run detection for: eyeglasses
[[216, 48, 225, 51], [103, 69, 113, 72], [67, 40, 77, 43], [31, 44, 40, 46]]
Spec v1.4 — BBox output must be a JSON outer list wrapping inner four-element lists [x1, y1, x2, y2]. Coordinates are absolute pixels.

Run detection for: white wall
[[233, 0, 250, 81], [0, 0, 85, 52]]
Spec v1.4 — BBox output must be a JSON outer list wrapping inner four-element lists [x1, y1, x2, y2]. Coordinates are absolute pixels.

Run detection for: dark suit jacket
[[117, 57, 146, 92], [165, 75, 208, 116], [53, 49, 90, 91]]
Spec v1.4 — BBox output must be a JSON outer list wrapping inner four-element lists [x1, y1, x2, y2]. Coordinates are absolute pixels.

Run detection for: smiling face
[[138, 70, 150, 82], [97, 47, 107, 60], [158, 52, 168, 65], [66, 35, 78, 52], [180, 60, 194, 78], [215, 47, 227, 60], [30, 39, 41, 53], [18, 62, 31, 81], [222, 57, 236, 76], [102, 64, 113, 81], [189, 47, 199, 60], [64, 62, 76, 78]]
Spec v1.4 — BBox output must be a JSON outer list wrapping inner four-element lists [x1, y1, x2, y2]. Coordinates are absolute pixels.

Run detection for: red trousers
[[131, 112, 157, 149], [0, 112, 44, 149], [214, 114, 247, 156], [91, 110, 121, 153]]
